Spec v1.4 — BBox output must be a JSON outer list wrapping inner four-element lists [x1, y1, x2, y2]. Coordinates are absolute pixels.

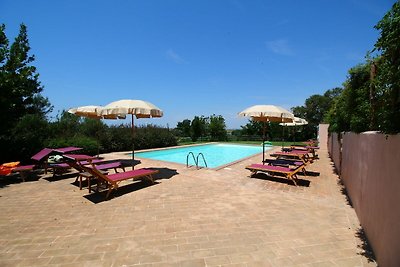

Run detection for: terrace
[[0, 142, 376, 267]]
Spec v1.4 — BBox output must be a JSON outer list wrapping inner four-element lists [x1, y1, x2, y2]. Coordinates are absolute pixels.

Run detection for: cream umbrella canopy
[[279, 117, 308, 143], [68, 106, 126, 157], [98, 99, 163, 168], [238, 105, 294, 162], [279, 117, 308, 127], [68, 105, 126, 120]]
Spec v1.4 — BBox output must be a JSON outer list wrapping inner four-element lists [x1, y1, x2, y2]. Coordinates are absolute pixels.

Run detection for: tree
[[10, 114, 49, 162], [0, 24, 52, 126], [240, 120, 263, 136], [326, 64, 371, 133], [0, 24, 52, 162], [372, 1, 400, 133], [190, 116, 207, 142], [50, 111, 81, 138], [291, 87, 342, 139], [176, 119, 191, 137], [208, 114, 227, 141], [239, 120, 284, 141]]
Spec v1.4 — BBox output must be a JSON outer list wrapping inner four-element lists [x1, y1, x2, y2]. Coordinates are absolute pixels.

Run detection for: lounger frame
[[82, 164, 159, 199], [246, 163, 305, 186]]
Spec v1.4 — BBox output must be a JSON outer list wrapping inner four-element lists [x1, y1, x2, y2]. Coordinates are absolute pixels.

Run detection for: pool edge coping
[[131, 142, 276, 171]]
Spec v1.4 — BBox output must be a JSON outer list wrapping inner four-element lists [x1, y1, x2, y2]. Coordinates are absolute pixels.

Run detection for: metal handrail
[[196, 153, 208, 169], [186, 152, 197, 168]]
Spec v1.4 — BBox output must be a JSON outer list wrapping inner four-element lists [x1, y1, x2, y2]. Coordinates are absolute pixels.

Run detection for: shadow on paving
[[337, 177, 353, 208], [251, 173, 310, 187], [82, 167, 178, 203], [148, 167, 179, 180], [83, 180, 160, 203], [333, 162, 377, 265], [0, 172, 41, 188], [43, 172, 77, 182], [70, 167, 179, 189], [302, 170, 320, 177], [117, 159, 141, 169], [356, 228, 377, 264]]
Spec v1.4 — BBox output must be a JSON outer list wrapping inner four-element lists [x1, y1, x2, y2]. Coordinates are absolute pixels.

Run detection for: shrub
[[6, 114, 49, 163], [46, 136, 99, 156]]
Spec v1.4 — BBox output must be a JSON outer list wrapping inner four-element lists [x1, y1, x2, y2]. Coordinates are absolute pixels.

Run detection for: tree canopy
[[372, 1, 400, 133], [0, 24, 52, 162], [291, 87, 342, 138], [326, 1, 400, 134]]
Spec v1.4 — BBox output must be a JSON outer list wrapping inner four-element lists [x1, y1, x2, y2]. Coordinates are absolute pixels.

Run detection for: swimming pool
[[135, 143, 268, 168]]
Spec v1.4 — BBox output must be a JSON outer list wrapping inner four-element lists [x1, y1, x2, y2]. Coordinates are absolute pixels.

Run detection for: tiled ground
[[0, 145, 377, 266]]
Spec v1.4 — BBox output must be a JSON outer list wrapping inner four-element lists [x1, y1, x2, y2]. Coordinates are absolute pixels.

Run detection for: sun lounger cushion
[[87, 162, 122, 171], [31, 147, 83, 162], [106, 168, 156, 182], [264, 159, 303, 166], [53, 147, 82, 153], [31, 148, 53, 161], [13, 164, 35, 172]]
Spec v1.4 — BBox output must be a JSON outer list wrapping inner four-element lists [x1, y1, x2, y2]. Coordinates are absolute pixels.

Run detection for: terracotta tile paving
[[0, 145, 377, 266]]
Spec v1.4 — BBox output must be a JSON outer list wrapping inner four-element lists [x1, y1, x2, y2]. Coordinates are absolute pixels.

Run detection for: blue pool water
[[135, 143, 267, 168]]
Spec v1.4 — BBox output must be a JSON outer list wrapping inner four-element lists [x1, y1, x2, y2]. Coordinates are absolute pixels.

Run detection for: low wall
[[330, 131, 400, 267]]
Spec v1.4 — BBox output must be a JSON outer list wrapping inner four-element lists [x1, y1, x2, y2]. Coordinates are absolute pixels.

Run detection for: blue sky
[[1, 0, 395, 128]]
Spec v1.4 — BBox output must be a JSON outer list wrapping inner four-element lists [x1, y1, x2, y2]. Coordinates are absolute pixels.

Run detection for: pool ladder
[[186, 152, 208, 169]]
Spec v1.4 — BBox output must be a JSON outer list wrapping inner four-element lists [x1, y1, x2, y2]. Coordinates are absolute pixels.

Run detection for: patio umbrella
[[68, 106, 126, 157], [279, 117, 308, 143], [98, 99, 163, 168], [68, 105, 126, 120], [238, 105, 294, 163]]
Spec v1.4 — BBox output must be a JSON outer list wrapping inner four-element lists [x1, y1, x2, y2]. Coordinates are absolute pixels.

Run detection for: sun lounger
[[246, 163, 305, 186], [81, 164, 159, 199], [31, 147, 82, 162], [264, 158, 303, 166], [263, 158, 307, 176], [62, 154, 125, 191], [30, 147, 82, 174], [288, 145, 319, 159], [12, 164, 36, 182], [70, 161, 125, 192], [271, 150, 313, 164]]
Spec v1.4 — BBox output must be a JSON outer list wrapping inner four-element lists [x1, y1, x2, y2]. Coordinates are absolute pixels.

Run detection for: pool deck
[[0, 145, 377, 266]]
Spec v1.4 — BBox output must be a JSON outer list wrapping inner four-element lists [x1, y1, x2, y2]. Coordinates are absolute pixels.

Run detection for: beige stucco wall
[[340, 132, 400, 267], [318, 124, 329, 150], [329, 132, 342, 174]]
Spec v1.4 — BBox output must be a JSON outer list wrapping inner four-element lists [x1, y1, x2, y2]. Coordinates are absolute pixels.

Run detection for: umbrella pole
[[96, 130, 100, 158], [132, 114, 135, 169], [262, 121, 266, 163], [293, 126, 296, 144], [281, 124, 284, 151]]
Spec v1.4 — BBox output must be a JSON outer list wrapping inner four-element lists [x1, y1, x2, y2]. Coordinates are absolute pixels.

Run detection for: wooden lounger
[[270, 151, 313, 164], [245, 163, 305, 186], [67, 161, 125, 192], [82, 165, 159, 199]]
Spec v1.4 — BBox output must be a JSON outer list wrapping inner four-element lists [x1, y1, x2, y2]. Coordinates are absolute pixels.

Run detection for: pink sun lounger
[[81, 164, 159, 199]]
